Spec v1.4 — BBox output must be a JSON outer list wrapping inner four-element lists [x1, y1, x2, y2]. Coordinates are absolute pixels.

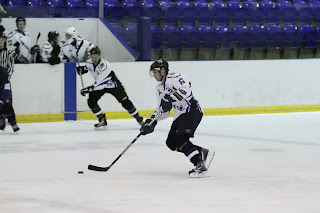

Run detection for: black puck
[[78, 171, 84, 174]]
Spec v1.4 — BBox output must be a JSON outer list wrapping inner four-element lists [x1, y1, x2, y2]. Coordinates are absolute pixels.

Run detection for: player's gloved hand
[[0, 90, 11, 105], [15, 54, 29, 64], [48, 56, 61, 65], [140, 118, 158, 135], [161, 94, 173, 112], [76, 66, 88, 75], [80, 85, 94, 96], [30, 45, 40, 54]]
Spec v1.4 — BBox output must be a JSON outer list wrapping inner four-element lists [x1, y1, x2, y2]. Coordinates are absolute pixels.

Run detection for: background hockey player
[[0, 33, 19, 132], [76, 46, 143, 128], [140, 59, 214, 177], [61, 26, 94, 62], [7, 17, 39, 64], [39, 31, 63, 65]]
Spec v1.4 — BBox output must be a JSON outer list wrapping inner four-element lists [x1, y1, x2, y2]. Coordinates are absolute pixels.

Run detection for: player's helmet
[[48, 31, 59, 42], [66, 26, 77, 38], [90, 46, 101, 55], [16, 17, 26, 23], [150, 58, 169, 73]]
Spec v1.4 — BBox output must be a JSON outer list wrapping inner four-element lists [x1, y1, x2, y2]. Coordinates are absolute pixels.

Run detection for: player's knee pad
[[166, 135, 176, 151], [87, 97, 98, 109]]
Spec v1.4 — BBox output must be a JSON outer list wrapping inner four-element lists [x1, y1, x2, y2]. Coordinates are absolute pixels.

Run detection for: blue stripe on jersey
[[97, 79, 112, 87], [167, 74, 181, 79], [163, 74, 168, 90], [186, 147, 197, 156]]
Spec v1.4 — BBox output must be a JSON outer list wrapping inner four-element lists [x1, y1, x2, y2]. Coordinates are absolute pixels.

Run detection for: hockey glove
[[140, 118, 157, 135], [15, 54, 29, 64], [48, 56, 61, 65], [160, 94, 173, 112], [30, 45, 40, 54], [76, 66, 88, 75], [80, 85, 94, 96]]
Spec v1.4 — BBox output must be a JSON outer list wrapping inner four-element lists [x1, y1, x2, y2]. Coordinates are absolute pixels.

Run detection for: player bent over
[[0, 67, 19, 132], [140, 59, 214, 177], [76, 47, 143, 128]]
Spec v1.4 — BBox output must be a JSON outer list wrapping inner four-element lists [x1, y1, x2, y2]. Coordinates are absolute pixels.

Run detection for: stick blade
[[88, 164, 108, 172]]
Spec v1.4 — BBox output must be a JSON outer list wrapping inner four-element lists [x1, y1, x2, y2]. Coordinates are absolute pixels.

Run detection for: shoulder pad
[[7, 31, 17, 38]]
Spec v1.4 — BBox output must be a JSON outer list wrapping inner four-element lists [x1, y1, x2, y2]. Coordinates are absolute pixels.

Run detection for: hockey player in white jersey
[[140, 59, 214, 177], [39, 31, 63, 65], [6, 17, 39, 63], [61, 26, 94, 62], [76, 46, 143, 128]]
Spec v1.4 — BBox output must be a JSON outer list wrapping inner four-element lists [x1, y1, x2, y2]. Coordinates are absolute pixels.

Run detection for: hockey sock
[[91, 106, 103, 118], [5, 113, 17, 126], [128, 107, 141, 120], [178, 141, 202, 166]]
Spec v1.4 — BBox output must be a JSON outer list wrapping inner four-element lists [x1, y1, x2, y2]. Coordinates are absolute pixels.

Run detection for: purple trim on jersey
[[16, 30, 26, 36], [163, 74, 168, 90], [186, 147, 197, 156], [97, 79, 112, 87]]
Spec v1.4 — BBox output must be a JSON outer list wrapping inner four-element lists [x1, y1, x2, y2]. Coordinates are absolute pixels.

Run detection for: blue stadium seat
[[304, 31, 318, 49], [309, 0, 320, 13], [259, 0, 276, 13], [215, 7, 231, 25], [314, 8, 320, 25], [243, 0, 259, 12], [162, 24, 178, 37], [236, 32, 254, 49], [124, 23, 138, 49], [232, 8, 249, 25], [127, 7, 143, 23], [151, 24, 161, 33], [201, 32, 219, 49], [179, 24, 196, 38], [181, 7, 197, 24], [265, 7, 281, 24], [298, 7, 313, 25], [140, 0, 158, 13], [151, 32, 165, 50], [293, 0, 308, 10], [249, 8, 265, 25], [7, 0, 25, 6], [227, 0, 243, 11], [85, 0, 99, 17], [145, 7, 162, 24], [277, 0, 293, 12], [122, 0, 139, 11], [197, 24, 213, 35], [0, 0, 6, 5], [220, 32, 236, 49], [194, 0, 208, 11], [159, 0, 175, 11], [48, 0, 67, 17], [184, 32, 201, 50], [107, 7, 126, 23], [104, 0, 120, 16], [282, 8, 297, 25], [299, 24, 314, 34], [254, 32, 270, 49], [7, 0, 26, 16], [66, 0, 86, 17], [249, 24, 266, 33], [233, 25, 248, 34], [28, 0, 48, 17], [198, 8, 214, 25], [210, 0, 227, 16], [266, 24, 281, 34], [176, 0, 192, 12], [166, 32, 183, 50], [163, 7, 179, 24], [287, 31, 303, 49], [283, 24, 298, 33], [110, 23, 124, 37], [215, 25, 231, 34], [270, 32, 287, 49]]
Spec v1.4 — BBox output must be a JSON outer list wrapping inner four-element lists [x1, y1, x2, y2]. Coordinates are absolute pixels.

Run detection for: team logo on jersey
[[99, 63, 105, 69]]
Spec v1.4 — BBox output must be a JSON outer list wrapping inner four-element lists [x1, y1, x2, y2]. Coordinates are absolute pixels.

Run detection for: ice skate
[[11, 123, 19, 132], [0, 115, 6, 131], [189, 148, 215, 178], [94, 114, 107, 128]]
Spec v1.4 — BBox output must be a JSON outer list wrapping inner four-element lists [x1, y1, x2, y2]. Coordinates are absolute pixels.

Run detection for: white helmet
[[65, 26, 77, 44]]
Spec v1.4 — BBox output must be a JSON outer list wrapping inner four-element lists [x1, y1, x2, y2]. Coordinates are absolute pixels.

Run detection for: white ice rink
[[1, 112, 320, 213]]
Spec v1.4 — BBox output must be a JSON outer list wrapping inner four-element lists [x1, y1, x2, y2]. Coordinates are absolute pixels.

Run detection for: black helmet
[[150, 58, 169, 72], [48, 31, 59, 42], [90, 46, 101, 55], [16, 17, 26, 23]]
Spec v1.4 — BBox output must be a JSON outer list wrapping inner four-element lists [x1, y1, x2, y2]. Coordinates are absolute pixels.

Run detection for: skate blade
[[189, 171, 210, 178], [205, 151, 215, 171], [94, 125, 108, 130]]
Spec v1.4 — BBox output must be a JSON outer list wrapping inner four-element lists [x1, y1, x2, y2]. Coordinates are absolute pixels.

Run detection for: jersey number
[[179, 78, 185, 85]]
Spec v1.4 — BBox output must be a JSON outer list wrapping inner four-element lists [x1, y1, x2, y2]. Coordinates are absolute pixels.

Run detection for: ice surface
[[1, 112, 320, 213]]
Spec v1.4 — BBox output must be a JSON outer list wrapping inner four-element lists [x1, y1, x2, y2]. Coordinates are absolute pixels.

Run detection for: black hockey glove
[[48, 56, 61, 65], [15, 54, 29, 64], [160, 94, 173, 112], [80, 85, 94, 96], [30, 45, 40, 54], [140, 118, 158, 135], [76, 66, 88, 75]]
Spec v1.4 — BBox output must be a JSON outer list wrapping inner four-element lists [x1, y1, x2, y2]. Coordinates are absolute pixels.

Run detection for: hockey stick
[[88, 111, 162, 172], [33, 32, 41, 63], [75, 40, 85, 89]]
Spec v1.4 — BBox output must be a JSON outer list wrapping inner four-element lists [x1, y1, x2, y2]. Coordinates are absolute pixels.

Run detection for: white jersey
[[39, 41, 63, 63], [61, 36, 94, 62], [7, 30, 33, 62], [85, 57, 119, 91], [152, 72, 200, 121]]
